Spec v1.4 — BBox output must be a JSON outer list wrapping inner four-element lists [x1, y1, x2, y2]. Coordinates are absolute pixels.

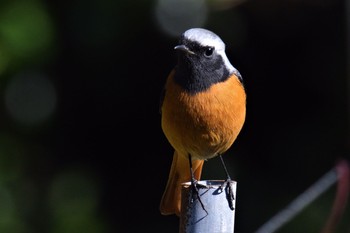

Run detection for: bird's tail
[[159, 151, 204, 216]]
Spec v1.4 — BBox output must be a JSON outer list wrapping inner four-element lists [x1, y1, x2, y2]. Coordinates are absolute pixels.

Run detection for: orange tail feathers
[[160, 151, 204, 216]]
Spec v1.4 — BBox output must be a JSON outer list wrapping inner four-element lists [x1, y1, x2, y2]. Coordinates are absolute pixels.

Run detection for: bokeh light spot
[[4, 71, 57, 126], [154, 0, 208, 37], [49, 170, 98, 214], [0, 1, 54, 62], [49, 170, 105, 233]]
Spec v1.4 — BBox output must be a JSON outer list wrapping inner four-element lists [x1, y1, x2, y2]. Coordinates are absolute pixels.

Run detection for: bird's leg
[[188, 154, 208, 214], [219, 155, 235, 210]]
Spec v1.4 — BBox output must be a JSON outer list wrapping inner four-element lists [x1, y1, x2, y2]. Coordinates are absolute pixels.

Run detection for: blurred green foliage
[[0, 0, 54, 75], [49, 170, 106, 233]]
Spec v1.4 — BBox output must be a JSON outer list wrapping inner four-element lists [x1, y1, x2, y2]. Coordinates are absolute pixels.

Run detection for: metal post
[[179, 180, 236, 233]]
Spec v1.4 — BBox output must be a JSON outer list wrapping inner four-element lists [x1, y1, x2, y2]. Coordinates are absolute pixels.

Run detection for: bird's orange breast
[[161, 70, 246, 160]]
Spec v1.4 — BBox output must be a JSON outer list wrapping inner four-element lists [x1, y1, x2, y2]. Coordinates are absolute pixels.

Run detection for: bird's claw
[[220, 179, 235, 210], [189, 179, 208, 214]]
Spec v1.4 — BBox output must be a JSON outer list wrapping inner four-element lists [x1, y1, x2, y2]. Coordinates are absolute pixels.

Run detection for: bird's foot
[[190, 178, 208, 215], [220, 179, 235, 210]]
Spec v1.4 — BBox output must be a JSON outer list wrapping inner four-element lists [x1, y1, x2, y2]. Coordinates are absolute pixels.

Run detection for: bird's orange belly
[[161, 74, 246, 160]]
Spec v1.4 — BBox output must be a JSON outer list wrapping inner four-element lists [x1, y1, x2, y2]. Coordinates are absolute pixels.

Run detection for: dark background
[[0, 0, 348, 232]]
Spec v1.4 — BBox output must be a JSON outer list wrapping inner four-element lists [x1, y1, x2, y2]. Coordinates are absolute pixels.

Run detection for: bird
[[159, 28, 246, 216]]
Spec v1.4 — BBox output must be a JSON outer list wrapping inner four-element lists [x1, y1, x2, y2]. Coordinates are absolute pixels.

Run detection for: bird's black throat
[[174, 53, 230, 95]]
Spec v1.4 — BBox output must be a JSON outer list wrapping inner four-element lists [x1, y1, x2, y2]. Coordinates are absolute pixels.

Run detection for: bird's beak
[[174, 45, 195, 55]]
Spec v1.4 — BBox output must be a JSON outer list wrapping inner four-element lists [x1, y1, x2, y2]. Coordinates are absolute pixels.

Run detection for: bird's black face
[[174, 39, 230, 94], [177, 35, 216, 60]]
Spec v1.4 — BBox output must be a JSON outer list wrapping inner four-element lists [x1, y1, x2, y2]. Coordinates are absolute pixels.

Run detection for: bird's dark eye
[[204, 47, 214, 57]]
